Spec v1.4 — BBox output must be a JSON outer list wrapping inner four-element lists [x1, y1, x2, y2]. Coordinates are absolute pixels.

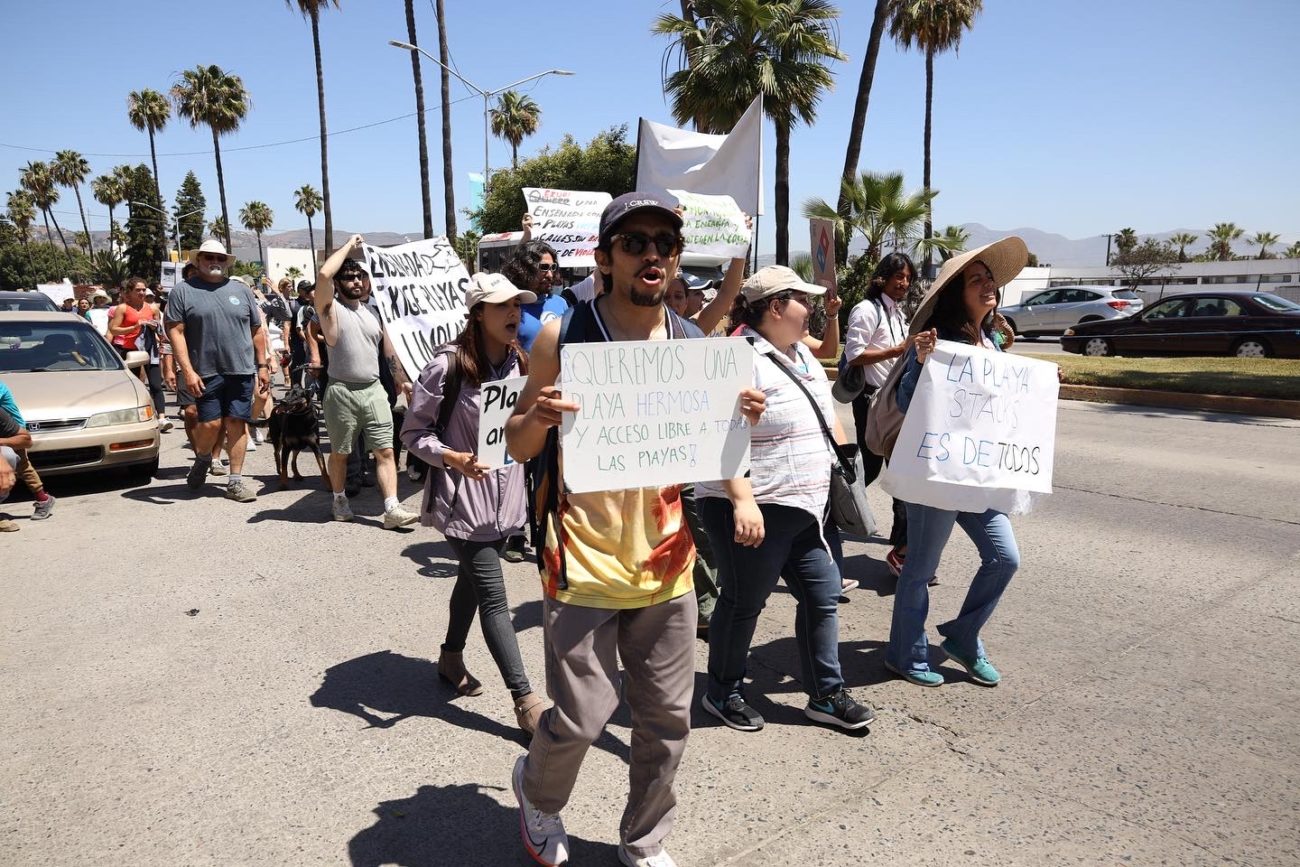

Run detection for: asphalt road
[[1006, 335, 1068, 356], [4, 399, 1298, 866]]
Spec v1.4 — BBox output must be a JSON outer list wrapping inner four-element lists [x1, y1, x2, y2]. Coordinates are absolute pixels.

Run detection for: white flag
[[636, 96, 764, 216]]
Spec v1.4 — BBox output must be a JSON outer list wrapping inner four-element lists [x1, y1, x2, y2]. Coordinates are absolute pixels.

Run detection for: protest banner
[[477, 375, 528, 470], [809, 218, 836, 290], [522, 188, 612, 268], [880, 340, 1059, 514], [636, 95, 764, 216], [558, 336, 753, 494], [362, 237, 470, 382], [669, 189, 750, 259]]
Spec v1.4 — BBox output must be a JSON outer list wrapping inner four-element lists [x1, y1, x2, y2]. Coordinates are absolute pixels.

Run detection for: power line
[[1, 93, 479, 160]]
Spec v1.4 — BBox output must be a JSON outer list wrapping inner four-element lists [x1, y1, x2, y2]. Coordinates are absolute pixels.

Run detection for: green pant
[[323, 379, 393, 454]]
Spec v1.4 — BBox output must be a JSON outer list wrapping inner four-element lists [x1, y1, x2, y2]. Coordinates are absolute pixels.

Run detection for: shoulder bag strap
[[762, 352, 855, 483]]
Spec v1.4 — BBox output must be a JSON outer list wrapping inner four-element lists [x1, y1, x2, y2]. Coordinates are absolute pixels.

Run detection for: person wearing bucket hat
[[400, 270, 548, 740], [883, 236, 1029, 689], [696, 265, 876, 735], [165, 237, 270, 503]]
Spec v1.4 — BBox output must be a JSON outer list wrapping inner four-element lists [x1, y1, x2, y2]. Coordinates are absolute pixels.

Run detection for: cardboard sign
[[669, 189, 750, 259], [522, 188, 612, 268], [476, 375, 527, 470], [809, 218, 836, 290], [558, 337, 753, 493], [362, 237, 470, 382], [880, 340, 1059, 513]]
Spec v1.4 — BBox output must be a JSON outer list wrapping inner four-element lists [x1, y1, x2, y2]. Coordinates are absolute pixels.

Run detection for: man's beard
[[202, 266, 226, 282], [338, 283, 366, 300], [629, 286, 665, 307]]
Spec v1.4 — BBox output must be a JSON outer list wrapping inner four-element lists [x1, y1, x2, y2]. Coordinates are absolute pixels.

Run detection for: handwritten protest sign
[[809, 218, 836, 290], [880, 340, 1059, 514], [668, 189, 750, 259], [363, 237, 470, 382], [522, 188, 612, 268], [558, 337, 753, 493], [477, 375, 527, 470]]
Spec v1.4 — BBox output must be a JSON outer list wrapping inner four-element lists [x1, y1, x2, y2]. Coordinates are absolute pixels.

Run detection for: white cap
[[464, 272, 537, 308], [740, 265, 825, 303]]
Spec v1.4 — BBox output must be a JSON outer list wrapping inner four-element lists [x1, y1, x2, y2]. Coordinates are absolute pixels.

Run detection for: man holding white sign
[[878, 237, 1052, 690], [504, 192, 765, 867]]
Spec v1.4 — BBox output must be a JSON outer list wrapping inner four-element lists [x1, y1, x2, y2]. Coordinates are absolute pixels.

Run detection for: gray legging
[[442, 536, 532, 699]]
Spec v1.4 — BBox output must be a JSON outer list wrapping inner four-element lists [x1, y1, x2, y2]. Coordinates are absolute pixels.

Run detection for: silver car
[[1000, 285, 1144, 339]]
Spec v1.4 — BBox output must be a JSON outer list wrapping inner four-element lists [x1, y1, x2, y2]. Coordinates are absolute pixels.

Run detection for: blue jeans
[[702, 498, 844, 702], [888, 505, 1020, 672]]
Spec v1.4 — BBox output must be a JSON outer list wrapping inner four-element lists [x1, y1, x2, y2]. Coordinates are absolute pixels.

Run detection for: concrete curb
[[821, 364, 1300, 419]]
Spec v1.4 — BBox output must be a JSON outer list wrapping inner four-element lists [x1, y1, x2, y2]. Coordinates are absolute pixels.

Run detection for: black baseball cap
[[598, 192, 683, 248], [297, 280, 315, 292]]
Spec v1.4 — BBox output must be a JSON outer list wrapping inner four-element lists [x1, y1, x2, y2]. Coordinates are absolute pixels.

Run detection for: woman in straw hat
[[884, 237, 1028, 688]]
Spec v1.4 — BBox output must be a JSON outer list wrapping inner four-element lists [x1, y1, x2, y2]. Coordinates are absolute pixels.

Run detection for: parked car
[[1060, 291, 1300, 358], [0, 290, 60, 312], [0, 312, 159, 478], [1000, 285, 1143, 338]]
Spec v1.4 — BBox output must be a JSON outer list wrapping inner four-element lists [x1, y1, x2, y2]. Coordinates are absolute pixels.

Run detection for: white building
[[1003, 258, 1300, 305], [264, 248, 319, 287]]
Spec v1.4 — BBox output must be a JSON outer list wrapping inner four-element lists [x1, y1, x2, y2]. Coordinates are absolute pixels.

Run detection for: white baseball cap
[[464, 272, 537, 308], [740, 265, 826, 303]]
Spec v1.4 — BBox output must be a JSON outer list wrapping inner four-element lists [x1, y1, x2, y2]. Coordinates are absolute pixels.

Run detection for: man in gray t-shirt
[[165, 239, 270, 502]]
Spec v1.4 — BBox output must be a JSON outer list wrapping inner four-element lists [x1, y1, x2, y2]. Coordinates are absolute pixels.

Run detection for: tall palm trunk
[[212, 128, 232, 250], [836, 0, 889, 265], [255, 231, 264, 266], [107, 204, 116, 252], [405, 0, 434, 239], [774, 118, 791, 266], [436, 0, 456, 242], [40, 210, 52, 246], [922, 46, 934, 276], [148, 128, 167, 252], [49, 209, 70, 254], [72, 184, 93, 254], [307, 216, 317, 273], [311, 10, 334, 256]]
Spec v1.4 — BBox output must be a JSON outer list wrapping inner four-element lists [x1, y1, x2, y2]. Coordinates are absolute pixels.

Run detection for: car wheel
[[1083, 337, 1112, 357], [128, 457, 160, 483], [1233, 339, 1270, 358]]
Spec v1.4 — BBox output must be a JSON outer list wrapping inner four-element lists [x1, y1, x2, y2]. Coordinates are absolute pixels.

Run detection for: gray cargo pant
[[522, 591, 695, 858]]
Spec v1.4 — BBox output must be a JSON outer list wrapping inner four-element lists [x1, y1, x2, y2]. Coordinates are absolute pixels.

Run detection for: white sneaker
[[246, 438, 257, 452], [513, 756, 569, 866], [332, 498, 354, 522], [157, 418, 174, 433], [618, 845, 678, 867], [383, 504, 418, 529], [208, 459, 228, 476], [253, 428, 265, 445]]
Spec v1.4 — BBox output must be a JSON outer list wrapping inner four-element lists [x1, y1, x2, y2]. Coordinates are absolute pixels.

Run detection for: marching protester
[[289, 281, 314, 388], [312, 235, 418, 529], [885, 237, 1029, 688], [165, 239, 270, 502], [400, 271, 547, 738], [108, 277, 172, 433], [839, 253, 918, 577], [696, 265, 875, 734], [0, 380, 55, 530], [505, 193, 765, 867]]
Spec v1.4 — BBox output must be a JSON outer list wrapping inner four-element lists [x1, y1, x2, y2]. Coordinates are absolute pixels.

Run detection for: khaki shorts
[[323, 379, 393, 454]]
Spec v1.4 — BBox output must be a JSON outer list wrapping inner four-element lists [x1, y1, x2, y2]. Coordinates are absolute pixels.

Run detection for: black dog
[[249, 386, 329, 490]]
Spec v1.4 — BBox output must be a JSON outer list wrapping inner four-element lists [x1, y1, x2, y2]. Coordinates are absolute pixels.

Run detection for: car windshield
[[0, 296, 57, 311], [0, 322, 124, 372], [1255, 294, 1300, 312]]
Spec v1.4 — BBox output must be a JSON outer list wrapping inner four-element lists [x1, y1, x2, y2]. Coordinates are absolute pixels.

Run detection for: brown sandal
[[437, 651, 483, 697], [513, 692, 546, 738]]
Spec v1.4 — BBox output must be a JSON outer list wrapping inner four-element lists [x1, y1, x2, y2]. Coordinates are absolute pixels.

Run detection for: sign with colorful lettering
[[522, 188, 612, 268], [558, 337, 754, 493], [880, 340, 1059, 513], [477, 375, 528, 469], [809, 218, 836, 290], [669, 189, 750, 259]]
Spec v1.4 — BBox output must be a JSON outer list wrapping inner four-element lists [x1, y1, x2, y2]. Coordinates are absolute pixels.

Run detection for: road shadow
[[347, 783, 617, 866], [401, 540, 459, 579], [120, 481, 208, 505], [511, 599, 542, 634]]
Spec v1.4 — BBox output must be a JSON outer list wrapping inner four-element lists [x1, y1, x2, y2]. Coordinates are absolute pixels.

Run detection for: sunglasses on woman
[[611, 232, 681, 257]]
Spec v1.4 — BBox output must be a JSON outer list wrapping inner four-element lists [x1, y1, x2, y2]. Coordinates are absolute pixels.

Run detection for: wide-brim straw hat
[[188, 238, 236, 266], [909, 236, 1028, 335]]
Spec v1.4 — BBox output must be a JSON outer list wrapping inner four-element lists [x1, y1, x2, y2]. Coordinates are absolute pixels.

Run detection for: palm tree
[[1207, 222, 1243, 261], [1114, 227, 1138, 258], [209, 215, 228, 241], [286, 0, 339, 255], [126, 89, 171, 206], [1251, 231, 1279, 259], [403, 0, 433, 239], [887, 0, 983, 275], [172, 64, 251, 250], [435, 0, 457, 242], [6, 190, 36, 268], [294, 184, 323, 272], [836, 0, 891, 265], [489, 91, 542, 170], [654, 0, 845, 265], [803, 170, 950, 263], [19, 161, 70, 255], [937, 224, 969, 260], [1286, 241, 1300, 260], [1168, 231, 1198, 263], [239, 201, 274, 266], [92, 173, 127, 248], [285, 266, 304, 287], [51, 150, 93, 254]]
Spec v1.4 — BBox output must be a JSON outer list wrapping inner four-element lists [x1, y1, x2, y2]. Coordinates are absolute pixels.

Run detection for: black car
[[1060, 291, 1300, 358], [0, 290, 60, 312]]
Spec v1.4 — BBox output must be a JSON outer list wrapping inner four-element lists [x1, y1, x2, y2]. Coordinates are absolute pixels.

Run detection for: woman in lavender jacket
[[400, 272, 545, 738]]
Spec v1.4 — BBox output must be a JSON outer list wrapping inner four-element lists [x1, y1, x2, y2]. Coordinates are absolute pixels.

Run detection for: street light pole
[[388, 40, 573, 187], [130, 201, 202, 264]]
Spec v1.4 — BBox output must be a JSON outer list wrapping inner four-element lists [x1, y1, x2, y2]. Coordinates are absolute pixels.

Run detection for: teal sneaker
[[883, 660, 944, 687], [939, 640, 1000, 686]]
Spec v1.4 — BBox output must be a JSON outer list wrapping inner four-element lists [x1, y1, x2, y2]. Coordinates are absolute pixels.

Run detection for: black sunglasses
[[612, 232, 681, 257]]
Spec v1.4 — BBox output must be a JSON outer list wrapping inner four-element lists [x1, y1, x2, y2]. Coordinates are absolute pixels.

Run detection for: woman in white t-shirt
[[842, 253, 916, 576]]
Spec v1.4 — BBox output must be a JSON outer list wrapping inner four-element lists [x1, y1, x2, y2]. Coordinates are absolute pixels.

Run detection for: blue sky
[[4, 0, 1297, 257]]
